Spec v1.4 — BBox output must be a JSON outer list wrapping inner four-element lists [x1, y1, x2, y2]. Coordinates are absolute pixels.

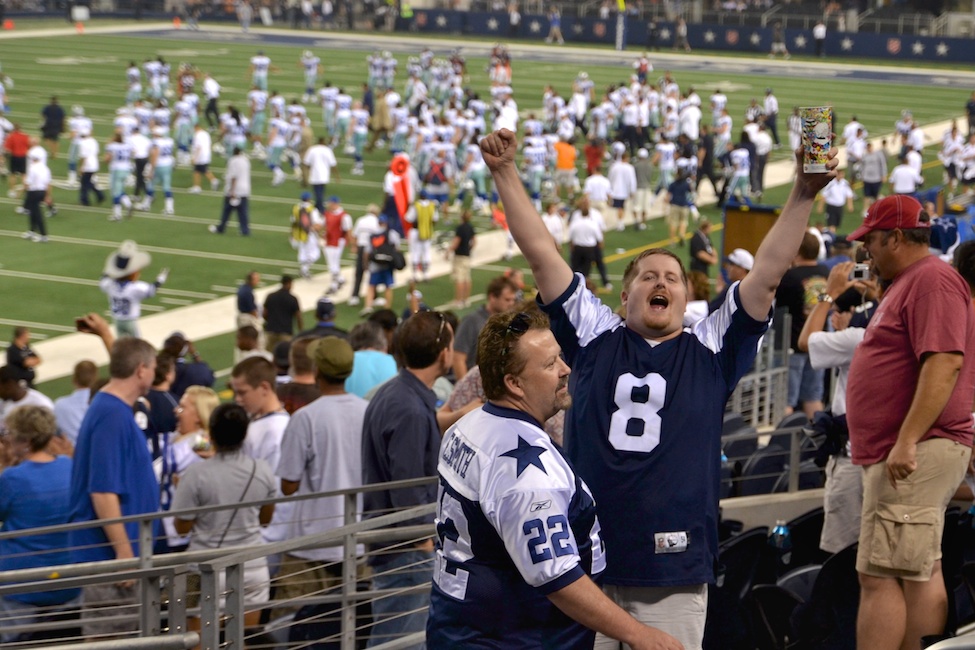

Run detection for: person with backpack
[[289, 191, 324, 279], [360, 216, 402, 316]]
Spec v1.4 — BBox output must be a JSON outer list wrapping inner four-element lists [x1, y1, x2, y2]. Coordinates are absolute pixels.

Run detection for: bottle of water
[[769, 519, 792, 568]]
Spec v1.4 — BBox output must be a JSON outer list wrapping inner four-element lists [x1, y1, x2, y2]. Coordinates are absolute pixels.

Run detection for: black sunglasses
[[501, 312, 531, 361], [434, 311, 447, 346]]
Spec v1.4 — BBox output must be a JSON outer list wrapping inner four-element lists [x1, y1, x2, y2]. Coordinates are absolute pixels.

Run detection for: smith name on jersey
[[428, 403, 605, 649], [542, 274, 770, 587]]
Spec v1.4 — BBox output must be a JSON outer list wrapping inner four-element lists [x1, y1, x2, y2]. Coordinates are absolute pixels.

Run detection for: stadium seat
[[781, 507, 829, 572], [776, 412, 809, 430], [749, 584, 804, 650], [790, 544, 859, 650], [772, 459, 825, 494], [738, 444, 787, 496], [704, 527, 773, 650], [777, 565, 822, 603], [722, 411, 758, 467]]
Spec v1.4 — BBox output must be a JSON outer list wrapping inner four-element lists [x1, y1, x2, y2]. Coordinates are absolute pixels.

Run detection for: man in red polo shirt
[[4, 123, 29, 197], [847, 195, 975, 650]]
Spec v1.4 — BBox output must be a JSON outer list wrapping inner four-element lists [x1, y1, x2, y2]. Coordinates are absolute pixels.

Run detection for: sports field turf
[[0, 22, 963, 396]]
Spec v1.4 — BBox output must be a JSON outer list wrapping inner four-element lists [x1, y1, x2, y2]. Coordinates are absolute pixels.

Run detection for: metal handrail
[[760, 3, 782, 27], [40, 633, 200, 650], [0, 475, 437, 542]]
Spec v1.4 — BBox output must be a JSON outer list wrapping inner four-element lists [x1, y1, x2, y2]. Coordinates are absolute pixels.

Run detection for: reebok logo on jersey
[[530, 500, 552, 512]]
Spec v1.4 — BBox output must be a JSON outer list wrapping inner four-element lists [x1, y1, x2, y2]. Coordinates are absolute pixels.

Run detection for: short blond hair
[[6, 405, 58, 452]]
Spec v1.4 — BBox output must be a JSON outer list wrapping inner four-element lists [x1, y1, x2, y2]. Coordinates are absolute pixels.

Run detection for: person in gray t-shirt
[[859, 141, 888, 215], [173, 403, 276, 633], [451, 275, 518, 380]]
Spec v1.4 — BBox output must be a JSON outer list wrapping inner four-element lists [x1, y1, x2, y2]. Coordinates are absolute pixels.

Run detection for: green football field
[[0, 22, 963, 397]]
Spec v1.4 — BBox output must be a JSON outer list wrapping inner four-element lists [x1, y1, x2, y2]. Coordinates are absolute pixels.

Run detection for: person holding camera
[[797, 260, 879, 554]]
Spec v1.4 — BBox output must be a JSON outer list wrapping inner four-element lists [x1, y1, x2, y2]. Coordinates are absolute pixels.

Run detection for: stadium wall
[[397, 11, 975, 64]]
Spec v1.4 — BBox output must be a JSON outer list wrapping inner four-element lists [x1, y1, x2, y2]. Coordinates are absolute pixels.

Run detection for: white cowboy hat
[[103, 240, 152, 279]]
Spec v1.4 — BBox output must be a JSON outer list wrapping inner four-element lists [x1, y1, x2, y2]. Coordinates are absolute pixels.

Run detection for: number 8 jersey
[[428, 403, 604, 649], [542, 274, 769, 587]]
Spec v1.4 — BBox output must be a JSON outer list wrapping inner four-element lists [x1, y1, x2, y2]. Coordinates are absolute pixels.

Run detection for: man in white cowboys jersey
[[480, 128, 837, 650], [249, 50, 274, 91], [145, 126, 176, 214], [66, 105, 92, 187], [99, 240, 168, 338], [428, 309, 681, 649], [299, 50, 322, 104]]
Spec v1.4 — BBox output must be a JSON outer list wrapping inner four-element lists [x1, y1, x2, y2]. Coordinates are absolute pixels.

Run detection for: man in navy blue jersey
[[427, 308, 681, 649], [480, 128, 837, 649]]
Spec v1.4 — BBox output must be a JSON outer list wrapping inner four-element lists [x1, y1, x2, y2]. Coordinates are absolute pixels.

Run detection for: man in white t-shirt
[[888, 156, 923, 195], [796, 261, 871, 554], [230, 357, 292, 544], [349, 204, 382, 307], [818, 168, 855, 232], [303, 136, 337, 213], [0, 365, 56, 435], [190, 123, 219, 193], [607, 152, 637, 231], [582, 165, 611, 215]]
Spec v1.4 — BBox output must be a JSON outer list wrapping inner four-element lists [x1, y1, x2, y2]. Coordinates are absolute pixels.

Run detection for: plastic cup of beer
[[800, 106, 832, 173]]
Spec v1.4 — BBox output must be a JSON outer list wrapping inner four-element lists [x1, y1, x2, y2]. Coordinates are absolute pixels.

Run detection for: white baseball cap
[[725, 248, 754, 271]]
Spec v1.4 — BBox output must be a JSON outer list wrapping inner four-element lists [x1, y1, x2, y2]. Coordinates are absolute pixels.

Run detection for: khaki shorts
[[555, 169, 578, 189], [269, 553, 369, 620], [452, 255, 472, 284], [595, 583, 707, 650], [667, 204, 690, 229], [856, 438, 970, 581], [633, 188, 655, 216]]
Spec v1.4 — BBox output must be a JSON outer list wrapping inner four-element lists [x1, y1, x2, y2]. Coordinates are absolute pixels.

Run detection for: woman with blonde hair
[[155, 385, 219, 552]]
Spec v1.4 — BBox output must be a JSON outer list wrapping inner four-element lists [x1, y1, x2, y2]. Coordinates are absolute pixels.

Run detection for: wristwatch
[[817, 293, 834, 304]]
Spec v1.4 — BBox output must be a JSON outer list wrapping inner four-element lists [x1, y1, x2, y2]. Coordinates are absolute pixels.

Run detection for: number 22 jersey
[[429, 403, 604, 649], [542, 274, 769, 587]]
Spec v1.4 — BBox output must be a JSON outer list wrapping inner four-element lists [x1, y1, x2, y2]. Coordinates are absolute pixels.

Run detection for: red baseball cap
[[848, 195, 928, 241]]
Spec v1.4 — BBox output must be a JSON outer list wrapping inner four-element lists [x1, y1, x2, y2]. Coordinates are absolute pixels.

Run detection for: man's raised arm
[[481, 129, 574, 304], [738, 146, 838, 320]]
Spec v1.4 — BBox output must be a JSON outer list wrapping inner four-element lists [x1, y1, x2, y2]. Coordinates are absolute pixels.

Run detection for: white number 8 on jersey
[[608, 372, 666, 453]]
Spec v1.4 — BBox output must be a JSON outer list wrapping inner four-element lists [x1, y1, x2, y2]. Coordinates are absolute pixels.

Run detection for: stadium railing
[[0, 335, 797, 650]]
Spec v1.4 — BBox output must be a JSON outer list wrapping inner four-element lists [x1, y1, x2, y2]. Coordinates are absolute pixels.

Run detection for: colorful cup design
[[800, 106, 832, 173]]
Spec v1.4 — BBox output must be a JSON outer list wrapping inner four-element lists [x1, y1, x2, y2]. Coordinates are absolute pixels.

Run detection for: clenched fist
[[480, 129, 519, 173]]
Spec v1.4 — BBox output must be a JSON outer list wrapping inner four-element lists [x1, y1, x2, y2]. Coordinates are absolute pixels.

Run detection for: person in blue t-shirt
[[0, 405, 81, 644], [68, 336, 160, 639], [480, 128, 837, 650]]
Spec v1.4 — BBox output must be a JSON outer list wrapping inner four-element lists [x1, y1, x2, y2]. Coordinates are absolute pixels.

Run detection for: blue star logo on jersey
[[500, 436, 548, 477]]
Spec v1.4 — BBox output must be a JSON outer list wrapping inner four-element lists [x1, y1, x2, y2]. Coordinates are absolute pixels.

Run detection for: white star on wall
[[530, 20, 541, 33], [436, 15, 447, 27], [572, 23, 584, 34], [659, 28, 671, 40], [936, 42, 949, 56], [841, 37, 853, 51], [794, 35, 807, 48], [749, 32, 761, 45], [704, 30, 715, 43], [911, 41, 924, 55], [487, 17, 498, 30]]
